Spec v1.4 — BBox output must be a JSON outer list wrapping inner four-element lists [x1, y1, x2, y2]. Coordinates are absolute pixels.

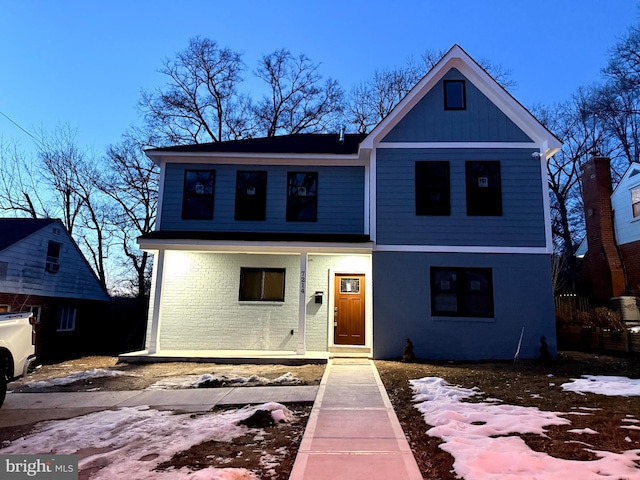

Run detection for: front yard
[[1, 352, 639, 479]]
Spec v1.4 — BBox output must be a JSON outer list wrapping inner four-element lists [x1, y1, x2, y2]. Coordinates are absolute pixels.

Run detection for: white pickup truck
[[0, 312, 37, 406]]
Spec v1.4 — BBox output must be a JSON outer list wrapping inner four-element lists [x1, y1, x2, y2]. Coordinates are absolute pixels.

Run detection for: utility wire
[[0, 109, 44, 146]]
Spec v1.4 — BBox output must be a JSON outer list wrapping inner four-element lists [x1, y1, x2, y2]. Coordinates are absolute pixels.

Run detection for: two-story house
[[134, 45, 561, 361], [0, 218, 110, 361]]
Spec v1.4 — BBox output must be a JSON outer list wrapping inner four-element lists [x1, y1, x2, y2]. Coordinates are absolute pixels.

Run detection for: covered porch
[[137, 234, 373, 360]]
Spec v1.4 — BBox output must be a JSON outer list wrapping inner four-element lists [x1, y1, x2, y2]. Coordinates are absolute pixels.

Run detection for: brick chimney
[[579, 156, 626, 303]]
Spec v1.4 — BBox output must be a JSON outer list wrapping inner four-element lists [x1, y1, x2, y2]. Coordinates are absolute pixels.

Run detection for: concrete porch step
[[328, 346, 371, 358]]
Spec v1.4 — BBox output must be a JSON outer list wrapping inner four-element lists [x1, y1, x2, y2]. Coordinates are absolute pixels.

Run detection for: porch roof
[[138, 230, 373, 253]]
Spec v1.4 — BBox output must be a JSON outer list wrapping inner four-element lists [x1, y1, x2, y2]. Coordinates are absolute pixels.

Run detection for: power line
[[0, 110, 43, 146]]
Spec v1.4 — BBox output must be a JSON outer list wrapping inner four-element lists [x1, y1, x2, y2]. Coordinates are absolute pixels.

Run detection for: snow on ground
[[411, 376, 640, 480], [149, 372, 303, 390], [20, 369, 130, 389], [561, 375, 640, 396], [17, 368, 303, 391], [0, 402, 292, 480]]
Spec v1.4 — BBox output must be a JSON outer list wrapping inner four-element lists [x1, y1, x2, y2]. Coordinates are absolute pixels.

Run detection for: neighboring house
[[578, 156, 640, 306], [0, 218, 110, 361], [136, 45, 561, 361]]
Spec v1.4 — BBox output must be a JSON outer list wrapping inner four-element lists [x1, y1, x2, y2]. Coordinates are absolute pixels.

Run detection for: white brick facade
[[146, 251, 372, 352]]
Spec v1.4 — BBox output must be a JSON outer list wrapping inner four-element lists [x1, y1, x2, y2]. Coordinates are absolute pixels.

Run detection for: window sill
[[432, 315, 496, 323]]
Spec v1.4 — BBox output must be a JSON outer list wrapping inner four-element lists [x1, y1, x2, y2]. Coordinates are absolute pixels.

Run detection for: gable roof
[[612, 161, 640, 196], [360, 44, 562, 157], [0, 218, 59, 252]]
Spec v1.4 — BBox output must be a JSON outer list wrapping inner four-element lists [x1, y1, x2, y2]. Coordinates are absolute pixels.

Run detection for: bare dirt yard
[[3, 352, 640, 479], [376, 351, 640, 479]]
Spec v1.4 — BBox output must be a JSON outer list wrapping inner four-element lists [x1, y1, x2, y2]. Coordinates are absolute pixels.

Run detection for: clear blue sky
[[1, 0, 638, 153]]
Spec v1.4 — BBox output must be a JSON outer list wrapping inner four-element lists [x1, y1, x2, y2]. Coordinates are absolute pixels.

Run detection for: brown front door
[[334, 274, 365, 345]]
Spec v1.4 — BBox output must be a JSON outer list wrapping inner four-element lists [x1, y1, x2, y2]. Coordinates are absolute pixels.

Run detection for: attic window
[[45, 241, 62, 274], [444, 80, 466, 110], [632, 186, 640, 217]]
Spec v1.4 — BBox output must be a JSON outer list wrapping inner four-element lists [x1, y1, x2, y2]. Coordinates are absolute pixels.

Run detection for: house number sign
[[300, 271, 306, 294]]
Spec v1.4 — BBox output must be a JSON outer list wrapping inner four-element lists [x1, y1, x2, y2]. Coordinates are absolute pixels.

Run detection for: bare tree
[[37, 125, 86, 235], [533, 89, 615, 291], [347, 65, 421, 134], [253, 49, 344, 136], [100, 134, 159, 299], [0, 139, 46, 218], [140, 37, 245, 145]]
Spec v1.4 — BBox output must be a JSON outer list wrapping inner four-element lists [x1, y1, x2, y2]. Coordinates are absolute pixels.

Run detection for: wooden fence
[[557, 325, 640, 354]]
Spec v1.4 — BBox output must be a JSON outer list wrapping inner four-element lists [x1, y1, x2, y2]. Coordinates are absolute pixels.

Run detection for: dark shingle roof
[[0, 218, 59, 251], [146, 133, 367, 155], [140, 230, 371, 244]]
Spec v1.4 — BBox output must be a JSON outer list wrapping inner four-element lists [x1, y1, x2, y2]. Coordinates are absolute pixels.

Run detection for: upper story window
[[416, 161, 450, 216], [239, 267, 286, 302], [182, 170, 215, 220], [444, 80, 466, 110], [287, 172, 318, 222], [431, 267, 494, 318], [466, 161, 502, 216], [235, 171, 267, 221], [632, 186, 640, 218], [45, 241, 62, 274]]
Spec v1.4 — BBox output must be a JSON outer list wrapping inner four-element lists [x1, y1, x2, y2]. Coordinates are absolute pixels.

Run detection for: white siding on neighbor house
[[613, 167, 640, 246], [0, 224, 108, 301], [158, 252, 301, 351]]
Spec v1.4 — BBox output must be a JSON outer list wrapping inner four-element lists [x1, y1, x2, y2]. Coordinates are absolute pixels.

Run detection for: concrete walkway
[[289, 359, 422, 480]]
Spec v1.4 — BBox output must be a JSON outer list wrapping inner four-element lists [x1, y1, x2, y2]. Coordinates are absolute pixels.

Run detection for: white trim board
[[373, 245, 550, 254]]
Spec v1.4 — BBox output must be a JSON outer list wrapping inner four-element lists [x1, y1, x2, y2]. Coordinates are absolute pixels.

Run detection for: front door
[[334, 274, 365, 345]]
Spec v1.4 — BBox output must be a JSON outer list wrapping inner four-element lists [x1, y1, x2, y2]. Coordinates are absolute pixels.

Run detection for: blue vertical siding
[[382, 69, 532, 143], [372, 251, 556, 360], [375, 148, 546, 247], [160, 163, 365, 234]]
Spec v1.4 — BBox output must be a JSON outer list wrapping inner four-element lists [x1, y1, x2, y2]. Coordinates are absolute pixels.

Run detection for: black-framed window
[[182, 170, 215, 220], [239, 268, 286, 301], [431, 267, 494, 317], [466, 161, 502, 216], [235, 171, 267, 221], [416, 161, 450, 215], [45, 241, 62, 274], [444, 80, 466, 110], [286, 172, 318, 222]]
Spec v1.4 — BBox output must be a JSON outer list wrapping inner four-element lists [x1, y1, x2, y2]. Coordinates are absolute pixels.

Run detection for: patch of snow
[[21, 369, 129, 389], [529, 394, 542, 399], [621, 425, 640, 431], [577, 406, 602, 411], [622, 418, 640, 424], [561, 375, 640, 396], [147, 372, 303, 390], [411, 376, 640, 480], [0, 402, 292, 480], [567, 428, 598, 434]]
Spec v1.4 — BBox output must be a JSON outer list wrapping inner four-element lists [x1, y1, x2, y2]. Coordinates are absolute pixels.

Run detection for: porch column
[[297, 252, 308, 354], [148, 249, 166, 354]]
